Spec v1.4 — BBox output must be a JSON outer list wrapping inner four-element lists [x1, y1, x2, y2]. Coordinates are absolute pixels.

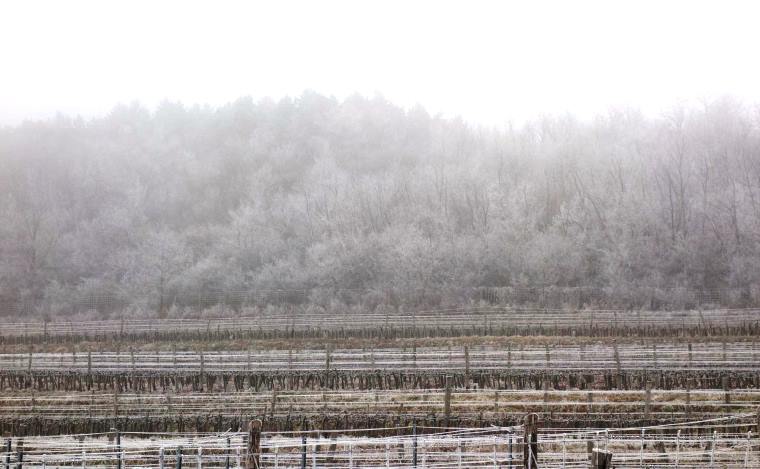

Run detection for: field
[[2, 307, 760, 467]]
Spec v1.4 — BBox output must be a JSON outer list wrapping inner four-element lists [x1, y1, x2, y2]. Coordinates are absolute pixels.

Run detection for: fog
[[3, 0, 760, 125], [1, 1, 760, 317]]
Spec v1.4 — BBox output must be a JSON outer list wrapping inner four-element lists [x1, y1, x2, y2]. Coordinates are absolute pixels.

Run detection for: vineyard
[[2, 308, 760, 467]]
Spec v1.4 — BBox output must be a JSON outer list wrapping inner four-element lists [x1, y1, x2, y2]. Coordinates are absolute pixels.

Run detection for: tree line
[[1, 93, 759, 317]]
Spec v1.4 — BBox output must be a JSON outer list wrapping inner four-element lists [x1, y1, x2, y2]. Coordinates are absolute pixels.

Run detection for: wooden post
[[523, 414, 539, 469], [247, 420, 261, 469], [5, 439, 11, 469], [591, 449, 613, 469], [444, 376, 452, 425], [644, 381, 652, 418], [412, 424, 418, 467], [226, 437, 231, 469], [300, 435, 306, 469], [613, 342, 622, 388], [199, 352, 205, 391], [723, 376, 731, 404], [114, 429, 121, 469], [464, 346, 470, 386], [15, 439, 23, 469], [688, 343, 693, 367], [686, 378, 692, 417]]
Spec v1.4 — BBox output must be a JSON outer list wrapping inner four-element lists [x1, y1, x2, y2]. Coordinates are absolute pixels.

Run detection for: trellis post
[[710, 430, 716, 468], [591, 448, 613, 469], [113, 429, 121, 469], [745, 431, 751, 468], [412, 423, 418, 467], [523, 413, 538, 469], [300, 435, 306, 469], [246, 420, 261, 469], [444, 376, 452, 425], [14, 439, 22, 469], [4, 438, 11, 469], [225, 437, 231, 469], [675, 429, 680, 468]]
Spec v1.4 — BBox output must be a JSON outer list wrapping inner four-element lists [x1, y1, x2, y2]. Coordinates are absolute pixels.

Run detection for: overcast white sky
[[1, 0, 759, 126]]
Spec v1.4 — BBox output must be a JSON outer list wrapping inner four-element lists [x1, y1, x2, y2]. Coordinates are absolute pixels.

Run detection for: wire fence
[[3, 307, 760, 340], [3, 285, 759, 318], [3, 342, 760, 372], [1, 414, 760, 468], [3, 388, 760, 421]]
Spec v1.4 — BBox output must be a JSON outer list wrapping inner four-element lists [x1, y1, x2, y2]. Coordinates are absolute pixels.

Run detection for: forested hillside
[[1, 93, 759, 317]]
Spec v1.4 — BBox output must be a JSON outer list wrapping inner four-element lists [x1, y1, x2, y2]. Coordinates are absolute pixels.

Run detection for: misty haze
[[1, 95, 759, 317], [2, 1, 760, 467]]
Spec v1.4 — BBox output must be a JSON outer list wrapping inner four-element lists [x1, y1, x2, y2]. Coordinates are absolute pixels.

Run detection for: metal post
[[528, 443, 533, 469], [524, 414, 539, 469], [457, 440, 462, 468], [176, 447, 183, 469], [562, 438, 566, 469], [710, 430, 716, 468], [639, 428, 644, 466], [81, 451, 85, 469], [160, 447, 165, 469], [236, 446, 241, 469], [745, 431, 751, 468], [311, 439, 316, 469], [492, 436, 497, 468], [675, 430, 680, 469], [386, 442, 390, 468], [508, 434, 513, 469], [197, 447, 202, 469], [348, 443, 353, 469]]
